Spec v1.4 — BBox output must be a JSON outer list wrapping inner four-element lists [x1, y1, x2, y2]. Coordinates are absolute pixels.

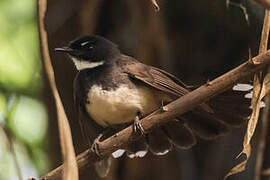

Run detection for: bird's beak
[[54, 46, 73, 53]]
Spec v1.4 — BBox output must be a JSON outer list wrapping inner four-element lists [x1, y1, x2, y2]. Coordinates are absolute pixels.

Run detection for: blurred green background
[[0, 0, 49, 179]]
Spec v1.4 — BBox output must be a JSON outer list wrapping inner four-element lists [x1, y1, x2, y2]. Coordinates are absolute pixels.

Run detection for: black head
[[55, 35, 120, 63]]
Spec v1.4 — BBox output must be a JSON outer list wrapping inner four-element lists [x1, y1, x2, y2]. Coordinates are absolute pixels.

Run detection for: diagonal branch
[[40, 50, 270, 180]]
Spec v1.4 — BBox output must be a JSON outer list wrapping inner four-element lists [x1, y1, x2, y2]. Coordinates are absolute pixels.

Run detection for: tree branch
[[40, 50, 270, 180]]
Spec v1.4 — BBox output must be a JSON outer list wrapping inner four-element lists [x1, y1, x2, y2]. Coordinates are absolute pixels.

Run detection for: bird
[[55, 35, 253, 177]]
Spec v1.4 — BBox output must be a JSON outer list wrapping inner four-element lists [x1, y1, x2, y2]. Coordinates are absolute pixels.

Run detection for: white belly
[[86, 85, 168, 127]]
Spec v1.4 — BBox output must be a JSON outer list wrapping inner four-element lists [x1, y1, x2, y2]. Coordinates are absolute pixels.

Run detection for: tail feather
[[179, 84, 253, 140], [182, 111, 230, 140], [147, 127, 172, 155], [162, 120, 196, 149], [125, 137, 148, 158], [208, 89, 252, 126]]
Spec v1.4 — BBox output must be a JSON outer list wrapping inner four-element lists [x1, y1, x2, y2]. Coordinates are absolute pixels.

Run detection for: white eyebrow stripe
[[81, 41, 89, 46]]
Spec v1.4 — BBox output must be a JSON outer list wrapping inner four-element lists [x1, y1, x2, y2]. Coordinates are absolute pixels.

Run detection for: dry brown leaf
[[225, 66, 264, 179], [261, 73, 270, 96], [254, 0, 270, 10], [224, 146, 251, 179], [37, 0, 78, 180], [150, 0, 160, 11], [225, 72, 263, 179], [225, 10, 270, 179]]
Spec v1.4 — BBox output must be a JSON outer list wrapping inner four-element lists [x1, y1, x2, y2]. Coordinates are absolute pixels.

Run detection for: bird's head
[[55, 35, 120, 70]]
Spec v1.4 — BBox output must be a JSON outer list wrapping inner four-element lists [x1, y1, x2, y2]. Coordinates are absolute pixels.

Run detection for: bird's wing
[[121, 56, 190, 98], [121, 55, 214, 113]]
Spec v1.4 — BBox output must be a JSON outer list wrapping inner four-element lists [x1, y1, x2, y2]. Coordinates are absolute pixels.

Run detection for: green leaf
[[8, 95, 48, 146]]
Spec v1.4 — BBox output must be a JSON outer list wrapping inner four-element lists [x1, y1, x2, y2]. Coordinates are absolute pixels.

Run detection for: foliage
[[0, 0, 49, 179]]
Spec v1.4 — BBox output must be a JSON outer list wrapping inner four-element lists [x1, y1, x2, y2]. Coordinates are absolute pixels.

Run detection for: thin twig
[[8, 137, 23, 180], [37, 0, 78, 179], [0, 127, 22, 180], [229, 1, 250, 26], [40, 49, 270, 180]]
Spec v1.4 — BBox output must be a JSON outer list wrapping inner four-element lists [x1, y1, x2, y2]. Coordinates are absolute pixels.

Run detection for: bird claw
[[133, 116, 146, 136], [91, 134, 103, 157], [160, 100, 168, 112]]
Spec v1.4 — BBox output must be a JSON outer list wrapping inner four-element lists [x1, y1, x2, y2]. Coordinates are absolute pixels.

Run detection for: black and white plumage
[[55, 35, 253, 177]]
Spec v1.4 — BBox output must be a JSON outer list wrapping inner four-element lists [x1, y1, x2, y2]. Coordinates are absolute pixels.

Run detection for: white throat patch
[[70, 56, 104, 70]]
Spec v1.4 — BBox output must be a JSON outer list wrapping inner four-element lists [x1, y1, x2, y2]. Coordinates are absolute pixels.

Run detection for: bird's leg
[[160, 100, 168, 112], [133, 113, 146, 136], [91, 133, 103, 157], [91, 128, 114, 156]]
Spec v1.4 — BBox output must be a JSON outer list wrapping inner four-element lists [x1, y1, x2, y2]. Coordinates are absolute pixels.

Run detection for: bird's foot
[[91, 134, 103, 157], [160, 100, 169, 112], [133, 116, 146, 136]]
